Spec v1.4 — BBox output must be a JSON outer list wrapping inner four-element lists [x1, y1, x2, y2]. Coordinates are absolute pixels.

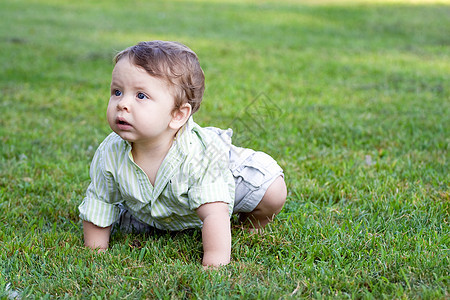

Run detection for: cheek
[[107, 98, 116, 110], [106, 102, 115, 120]]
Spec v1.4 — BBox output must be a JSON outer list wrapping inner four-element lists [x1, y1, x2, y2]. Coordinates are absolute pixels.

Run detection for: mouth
[[116, 117, 132, 128], [118, 120, 130, 125]]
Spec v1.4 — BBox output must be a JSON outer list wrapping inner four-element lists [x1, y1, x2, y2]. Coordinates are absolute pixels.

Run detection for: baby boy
[[79, 41, 287, 267]]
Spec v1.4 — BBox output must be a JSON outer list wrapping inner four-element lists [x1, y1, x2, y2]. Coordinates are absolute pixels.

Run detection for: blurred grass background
[[0, 0, 448, 298]]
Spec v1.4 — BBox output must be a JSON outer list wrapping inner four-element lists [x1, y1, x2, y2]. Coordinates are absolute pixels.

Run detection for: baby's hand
[[82, 220, 111, 251], [196, 202, 231, 267]]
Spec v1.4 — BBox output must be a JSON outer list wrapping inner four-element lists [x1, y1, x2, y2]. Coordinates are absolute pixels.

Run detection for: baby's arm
[[83, 220, 111, 251], [196, 202, 231, 267]]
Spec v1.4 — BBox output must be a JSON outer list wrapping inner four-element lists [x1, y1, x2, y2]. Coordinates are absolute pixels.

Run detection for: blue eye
[[114, 90, 122, 96], [137, 92, 147, 100]]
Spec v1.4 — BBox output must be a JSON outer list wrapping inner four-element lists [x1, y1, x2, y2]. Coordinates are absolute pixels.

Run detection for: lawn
[[0, 0, 449, 298]]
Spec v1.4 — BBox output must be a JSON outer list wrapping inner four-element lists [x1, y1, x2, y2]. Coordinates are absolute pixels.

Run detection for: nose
[[117, 95, 132, 111]]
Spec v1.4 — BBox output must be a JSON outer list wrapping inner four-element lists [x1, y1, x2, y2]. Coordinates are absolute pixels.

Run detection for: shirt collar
[[121, 116, 195, 155], [173, 116, 196, 155]]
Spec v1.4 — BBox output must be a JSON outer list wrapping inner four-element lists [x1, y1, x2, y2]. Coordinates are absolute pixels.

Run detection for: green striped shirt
[[78, 118, 235, 231]]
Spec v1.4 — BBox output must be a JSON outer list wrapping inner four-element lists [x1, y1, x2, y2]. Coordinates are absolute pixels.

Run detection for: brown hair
[[114, 41, 205, 115]]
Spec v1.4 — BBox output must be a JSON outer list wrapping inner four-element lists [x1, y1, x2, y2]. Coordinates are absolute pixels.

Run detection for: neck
[[131, 133, 175, 162], [130, 133, 176, 186]]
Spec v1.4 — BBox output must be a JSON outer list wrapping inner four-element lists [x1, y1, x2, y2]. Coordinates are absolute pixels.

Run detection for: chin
[[113, 130, 132, 141]]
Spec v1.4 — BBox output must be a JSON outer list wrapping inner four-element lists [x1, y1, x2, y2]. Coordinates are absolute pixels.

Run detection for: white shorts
[[229, 145, 284, 213]]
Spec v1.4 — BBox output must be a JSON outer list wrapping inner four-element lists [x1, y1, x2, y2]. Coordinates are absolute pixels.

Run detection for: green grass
[[1, 0, 449, 298]]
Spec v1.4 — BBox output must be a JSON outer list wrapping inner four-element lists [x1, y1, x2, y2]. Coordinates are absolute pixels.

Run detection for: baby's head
[[114, 41, 205, 115]]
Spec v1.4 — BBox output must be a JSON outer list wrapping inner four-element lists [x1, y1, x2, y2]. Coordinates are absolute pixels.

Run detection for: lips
[[116, 117, 132, 129]]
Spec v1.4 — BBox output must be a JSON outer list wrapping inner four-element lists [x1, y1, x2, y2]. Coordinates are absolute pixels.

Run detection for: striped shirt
[[78, 118, 235, 231]]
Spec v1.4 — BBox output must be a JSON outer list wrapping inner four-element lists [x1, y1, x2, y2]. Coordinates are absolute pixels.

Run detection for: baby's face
[[106, 57, 176, 145]]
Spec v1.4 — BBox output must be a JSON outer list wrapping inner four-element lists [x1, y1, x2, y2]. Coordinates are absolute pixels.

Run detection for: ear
[[169, 103, 192, 130]]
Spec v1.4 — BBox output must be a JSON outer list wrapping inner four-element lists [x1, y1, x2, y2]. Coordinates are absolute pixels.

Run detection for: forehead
[[112, 56, 173, 88], [112, 57, 147, 77], [112, 57, 164, 86], [111, 57, 175, 98]]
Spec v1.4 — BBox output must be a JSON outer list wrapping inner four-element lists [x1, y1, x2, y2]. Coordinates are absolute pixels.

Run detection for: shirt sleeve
[[187, 145, 235, 215], [78, 145, 122, 228]]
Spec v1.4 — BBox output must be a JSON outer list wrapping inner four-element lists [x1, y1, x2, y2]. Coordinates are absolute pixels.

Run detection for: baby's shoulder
[[188, 124, 232, 166], [95, 132, 129, 156], [191, 122, 232, 149]]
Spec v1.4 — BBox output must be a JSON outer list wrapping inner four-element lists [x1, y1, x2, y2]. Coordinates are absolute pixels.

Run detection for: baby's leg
[[230, 146, 287, 230], [239, 176, 287, 230], [112, 205, 153, 234]]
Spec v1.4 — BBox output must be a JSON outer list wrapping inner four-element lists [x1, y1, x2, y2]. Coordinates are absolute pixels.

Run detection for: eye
[[137, 92, 148, 100], [113, 89, 122, 97]]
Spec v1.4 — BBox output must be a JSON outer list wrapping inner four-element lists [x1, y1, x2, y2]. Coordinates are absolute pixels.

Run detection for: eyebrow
[[110, 79, 122, 87]]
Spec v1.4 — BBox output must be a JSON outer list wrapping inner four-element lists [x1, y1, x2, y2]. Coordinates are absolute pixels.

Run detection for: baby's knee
[[259, 176, 287, 215]]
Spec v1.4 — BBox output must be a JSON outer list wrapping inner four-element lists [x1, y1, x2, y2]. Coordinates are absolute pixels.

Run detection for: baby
[[79, 41, 287, 267]]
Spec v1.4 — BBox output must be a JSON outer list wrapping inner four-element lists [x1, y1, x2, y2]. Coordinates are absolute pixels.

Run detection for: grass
[[0, 0, 449, 298]]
